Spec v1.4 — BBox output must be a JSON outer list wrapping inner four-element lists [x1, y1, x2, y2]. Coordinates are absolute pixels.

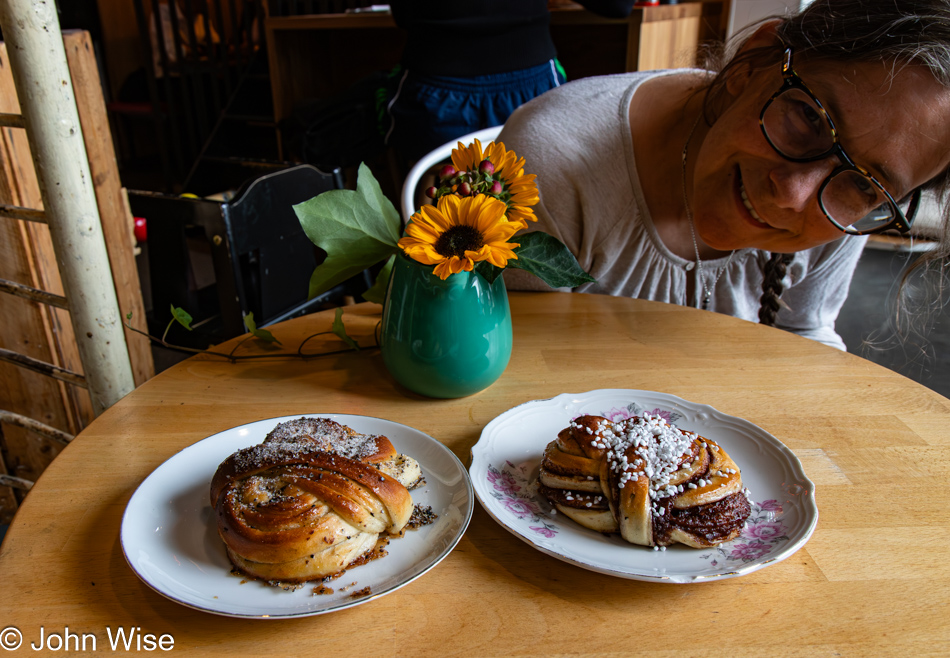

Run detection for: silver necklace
[[682, 114, 736, 311]]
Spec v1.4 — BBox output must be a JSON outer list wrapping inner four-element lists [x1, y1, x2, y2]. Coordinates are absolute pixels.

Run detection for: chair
[[400, 126, 503, 222], [127, 164, 371, 348]]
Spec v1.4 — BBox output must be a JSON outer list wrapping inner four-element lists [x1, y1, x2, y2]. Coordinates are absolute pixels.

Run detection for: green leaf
[[362, 254, 394, 305], [474, 260, 504, 284], [170, 305, 194, 331], [507, 232, 596, 288], [294, 163, 401, 300], [243, 312, 281, 345], [125, 311, 133, 320], [355, 162, 402, 241], [332, 307, 360, 351]]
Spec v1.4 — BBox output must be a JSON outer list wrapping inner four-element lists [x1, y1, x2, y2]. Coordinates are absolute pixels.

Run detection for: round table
[[2, 292, 947, 654]]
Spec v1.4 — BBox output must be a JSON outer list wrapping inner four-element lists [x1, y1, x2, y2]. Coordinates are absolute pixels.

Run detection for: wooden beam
[[0, 410, 74, 446], [0, 474, 33, 491], [0, 348, 88, 388], [0, 112, 25, 128], [0, 277, 69, 309], [0, 203, 46, 223]]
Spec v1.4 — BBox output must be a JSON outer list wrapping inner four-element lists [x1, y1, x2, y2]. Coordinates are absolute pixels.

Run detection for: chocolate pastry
[[539, 414, 751, 548]]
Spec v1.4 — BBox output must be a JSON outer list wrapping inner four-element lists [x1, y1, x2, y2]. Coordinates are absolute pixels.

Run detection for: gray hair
[[778, 0, 950, 87]]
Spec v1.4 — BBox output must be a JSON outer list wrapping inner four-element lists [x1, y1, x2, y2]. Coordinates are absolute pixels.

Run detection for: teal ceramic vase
[[380, 255, 512, 398]]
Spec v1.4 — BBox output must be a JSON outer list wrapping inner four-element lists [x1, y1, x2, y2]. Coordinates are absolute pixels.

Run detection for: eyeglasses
[[759, 48, 920, 235]]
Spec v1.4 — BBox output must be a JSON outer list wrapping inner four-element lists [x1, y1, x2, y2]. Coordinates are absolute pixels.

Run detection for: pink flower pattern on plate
[[728, 542, 774, 561], [744, 521, 785, 541], [487, 468, 521, 496], [530, 526, 557, 538], [487, 462, 558, 537], [502, 497, 540, 517], [717, 499, 790, 564], [597, 403, 683, 425]]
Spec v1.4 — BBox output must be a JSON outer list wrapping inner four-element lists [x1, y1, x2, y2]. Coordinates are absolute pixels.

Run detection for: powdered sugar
[[230, 418, 384, 472], [266, 417, 383, 460]]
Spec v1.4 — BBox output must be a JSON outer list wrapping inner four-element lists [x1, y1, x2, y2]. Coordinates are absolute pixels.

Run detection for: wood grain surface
[[1, 293, 948, 656]]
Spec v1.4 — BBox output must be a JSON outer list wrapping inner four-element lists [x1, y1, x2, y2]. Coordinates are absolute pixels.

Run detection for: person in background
[[500, 0, 950, 350], [384, 0, 639, 163]]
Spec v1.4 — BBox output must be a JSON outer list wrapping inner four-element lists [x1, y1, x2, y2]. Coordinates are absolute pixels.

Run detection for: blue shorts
[[384, 59, 566, 161]]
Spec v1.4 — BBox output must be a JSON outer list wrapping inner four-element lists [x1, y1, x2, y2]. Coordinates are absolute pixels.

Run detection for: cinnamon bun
[[539, 414, 751, 548], [210, 418, 421, 582]]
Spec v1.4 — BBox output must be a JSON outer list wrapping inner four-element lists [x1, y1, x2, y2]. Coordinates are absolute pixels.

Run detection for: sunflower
[[398, 194, 521, 280], [450, 139, 539, 227]]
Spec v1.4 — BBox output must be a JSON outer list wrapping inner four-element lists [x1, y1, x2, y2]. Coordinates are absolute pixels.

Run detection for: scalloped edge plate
[[121, 414, 473, 618], [469, 390, 817, 583]]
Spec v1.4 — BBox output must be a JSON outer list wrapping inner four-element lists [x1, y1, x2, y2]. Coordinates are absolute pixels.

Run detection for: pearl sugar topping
[[580, 414, 697, 505]]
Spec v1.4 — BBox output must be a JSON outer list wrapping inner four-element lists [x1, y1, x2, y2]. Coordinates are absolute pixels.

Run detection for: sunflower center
[[435, 225, 484, 258]]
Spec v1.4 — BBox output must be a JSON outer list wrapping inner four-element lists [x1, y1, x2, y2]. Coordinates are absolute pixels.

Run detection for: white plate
[[121, 414, 473, 618], [470, 390, 818, 583]]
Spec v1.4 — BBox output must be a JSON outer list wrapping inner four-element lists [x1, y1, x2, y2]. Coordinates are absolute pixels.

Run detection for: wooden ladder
[[0, 2, 152, 518]]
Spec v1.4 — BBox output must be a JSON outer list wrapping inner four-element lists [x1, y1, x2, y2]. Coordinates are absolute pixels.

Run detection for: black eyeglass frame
[[758, 48, 920, 235]]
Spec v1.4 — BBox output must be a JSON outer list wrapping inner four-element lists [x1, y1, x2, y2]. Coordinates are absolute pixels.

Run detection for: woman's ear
[[724, 20, 783, 97]]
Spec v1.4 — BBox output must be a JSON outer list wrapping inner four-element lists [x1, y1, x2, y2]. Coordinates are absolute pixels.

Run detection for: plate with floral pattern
[[470, 390, 818, 583]]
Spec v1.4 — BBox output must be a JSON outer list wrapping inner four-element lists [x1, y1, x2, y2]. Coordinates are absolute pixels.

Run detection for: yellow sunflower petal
[[432, 259, 455, 280], [403, 219, 443, 243], [466, 240, 519, 268], [417, 204, 454, 232], [485, 142, 527, 181], [457, 256, 476, 273], [397, 235, 421, 250], [402, 242, 445, 264], [505, 209, 535, 227], [485, 246, 518, 268], [436, 193, 462, 218], [433, 255, 475, 279], [465, 194, 506, 231], [451, 138, 484, 172], [481, 225, 520, 245]]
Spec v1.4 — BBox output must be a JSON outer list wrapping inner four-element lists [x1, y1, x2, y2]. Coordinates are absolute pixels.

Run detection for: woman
[[500, 0, 950, 350]]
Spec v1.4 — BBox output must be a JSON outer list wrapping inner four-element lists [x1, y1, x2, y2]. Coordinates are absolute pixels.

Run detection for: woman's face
[[691, 52, 950, 253]]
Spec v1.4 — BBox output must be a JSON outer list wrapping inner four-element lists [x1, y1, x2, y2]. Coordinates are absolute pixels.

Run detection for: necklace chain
[[682, 114, 736, 311]]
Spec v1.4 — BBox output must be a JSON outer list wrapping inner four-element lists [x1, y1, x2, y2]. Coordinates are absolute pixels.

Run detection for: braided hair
[[758, 252, 795, 327]]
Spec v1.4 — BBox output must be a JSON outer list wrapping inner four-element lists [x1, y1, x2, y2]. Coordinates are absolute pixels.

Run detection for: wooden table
[[2, 293, 948, 654]]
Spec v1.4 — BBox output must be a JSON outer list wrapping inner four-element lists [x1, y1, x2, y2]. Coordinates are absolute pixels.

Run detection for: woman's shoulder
[[500, 73, 644, 150], [513, 71, 653, 113], [503, 69, 703, 141]]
